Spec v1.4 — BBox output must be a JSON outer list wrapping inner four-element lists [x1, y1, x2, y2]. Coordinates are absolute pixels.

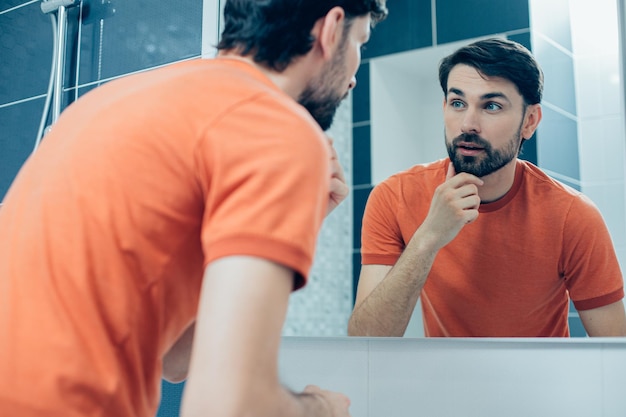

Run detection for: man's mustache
[[453, 133, 490, 148]]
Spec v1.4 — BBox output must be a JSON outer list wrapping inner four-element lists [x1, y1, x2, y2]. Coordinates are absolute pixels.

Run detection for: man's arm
[[161, 137, 348, 383], [179, 256, 351, 417], [325, 136, 349, 216], [348, 165, 482, 336], [348, 232, 439, 336], [578, 300, 626, 336]]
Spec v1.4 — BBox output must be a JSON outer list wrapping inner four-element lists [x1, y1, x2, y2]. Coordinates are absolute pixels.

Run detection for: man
[[0, 1, 387, 416], [348, 38, 626, 338]]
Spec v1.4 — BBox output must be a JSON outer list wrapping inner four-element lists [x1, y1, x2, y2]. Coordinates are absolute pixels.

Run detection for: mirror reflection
[[286, 0, 626, 338]]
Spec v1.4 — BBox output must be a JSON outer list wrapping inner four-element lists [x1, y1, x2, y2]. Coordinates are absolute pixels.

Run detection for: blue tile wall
[[157, 381, 185, 417], [535, 106, 580, 185], [435, 0, 530, 45], [352, 185, 373, 299], [0, 0, 30, 13], [352, 251, 362, 303], [77, 0, 201, 84], [507, 32, 537, 165], [507, 31, 532, 52], [568, 317, 587, 337], [352, 124, 371, 186], [353, 63, 370, 124], [362, 0, 432, 59], [533, 36, 577, 116], [0, 2, 54, 104], [353, 186, 373, 251], [0, 97, 44, 198]]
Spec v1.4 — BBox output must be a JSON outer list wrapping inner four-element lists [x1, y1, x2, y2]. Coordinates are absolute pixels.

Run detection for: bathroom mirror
[[284, 0, 626, 338]]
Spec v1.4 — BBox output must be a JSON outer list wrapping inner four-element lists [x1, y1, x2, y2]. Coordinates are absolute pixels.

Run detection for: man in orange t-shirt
[[349, 38, 626, 338], [0, 1, 387, 416]]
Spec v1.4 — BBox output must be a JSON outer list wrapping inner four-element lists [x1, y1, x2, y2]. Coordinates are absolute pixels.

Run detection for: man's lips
[[456, 141, 485, 156]]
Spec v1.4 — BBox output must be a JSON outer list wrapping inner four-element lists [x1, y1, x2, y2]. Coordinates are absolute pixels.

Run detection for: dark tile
[[353, 185, 373, 249], [0, 2, 54, 104], [508, 32, 536, 166], [78, 0, 202, 85], [436, 0, 530, 45], [0, 98, 45, 200], [536, 106, 580, 182], [507, 31, 532, 51], [363, 0, 432, 59], [156, 380, 184, 417], [529, 0, 572, 51], [352, 251, 362, 304], [519, 134, 537, 165], [0, 0, 30, 13], [352, 63, 370, 124], [533, 36, 577, 116], [352, 125, 371, 186], [568, 315, 587, 337]]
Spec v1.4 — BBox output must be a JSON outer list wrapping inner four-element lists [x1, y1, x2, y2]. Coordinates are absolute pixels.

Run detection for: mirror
[[284, 0, 626, 338]]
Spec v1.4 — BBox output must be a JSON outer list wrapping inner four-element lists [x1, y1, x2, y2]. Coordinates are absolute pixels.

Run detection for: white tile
[[601, 344, 626, 417], [579, 117, 626, 183], [581, 183, 626, 248], [278, 337, 369, 417], [368, 339, 605, 417]]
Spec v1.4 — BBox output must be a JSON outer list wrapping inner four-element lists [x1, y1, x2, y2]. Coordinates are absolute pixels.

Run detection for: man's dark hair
[[217, 0, 388, 71], [439, 38, 544, 105]]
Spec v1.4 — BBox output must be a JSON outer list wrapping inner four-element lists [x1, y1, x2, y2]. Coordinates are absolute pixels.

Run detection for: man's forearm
[[348, 235, 439, 337]]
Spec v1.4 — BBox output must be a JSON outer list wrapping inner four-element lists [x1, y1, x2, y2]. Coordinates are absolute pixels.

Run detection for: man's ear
[[521, 104, 542, 140], [314, 6, 346, 60]]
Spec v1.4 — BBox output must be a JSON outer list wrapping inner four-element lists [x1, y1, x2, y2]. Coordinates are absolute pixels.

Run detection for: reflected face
[[443, 64, 529, 177], [299, 15, 371, 131]]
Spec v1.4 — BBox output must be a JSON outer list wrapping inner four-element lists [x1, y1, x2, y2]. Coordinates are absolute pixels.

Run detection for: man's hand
[[301, 385, 352, 417], [418, 163, 483, 250], [326, 137, 349, 216]]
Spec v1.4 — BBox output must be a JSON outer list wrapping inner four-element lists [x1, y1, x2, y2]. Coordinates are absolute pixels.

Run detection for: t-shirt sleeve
[[195, 93, 329, 289], [360, 181, 405, 265], [562, 194, 625, 310]]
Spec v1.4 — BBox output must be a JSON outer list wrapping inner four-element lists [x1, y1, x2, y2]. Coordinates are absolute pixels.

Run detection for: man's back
[[0, 58, 328, 416]]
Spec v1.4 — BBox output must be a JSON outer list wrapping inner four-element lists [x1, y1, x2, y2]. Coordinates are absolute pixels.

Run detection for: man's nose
[[461, 108, 481, 133]]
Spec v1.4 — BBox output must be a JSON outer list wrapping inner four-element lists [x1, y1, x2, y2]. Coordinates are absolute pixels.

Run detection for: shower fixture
[[34, 0, 79, 152]]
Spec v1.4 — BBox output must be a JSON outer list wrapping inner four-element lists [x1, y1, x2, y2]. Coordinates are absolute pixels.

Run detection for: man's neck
[[216, 51, 313, 101], [477, 159, 518, 204]]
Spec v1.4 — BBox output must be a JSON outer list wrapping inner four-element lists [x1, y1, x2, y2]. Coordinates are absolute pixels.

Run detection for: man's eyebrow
[[447, 88, 512, 104], [448, 87, 464, 96], [481, 92, 511, 103]]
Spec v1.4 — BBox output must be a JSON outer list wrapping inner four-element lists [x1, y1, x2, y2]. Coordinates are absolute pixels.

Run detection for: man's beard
[[298, 85, 346, 131], [297, 41, 348, 131], [446, 132, 520, 178]]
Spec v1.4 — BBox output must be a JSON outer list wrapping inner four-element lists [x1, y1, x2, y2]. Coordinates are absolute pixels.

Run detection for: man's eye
[[485, 102, 502, 111]]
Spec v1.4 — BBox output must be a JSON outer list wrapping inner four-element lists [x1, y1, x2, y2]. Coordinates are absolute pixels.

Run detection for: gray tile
[[363, 0, 432, 59], [279, 337, 369, 417], [536, 106, 580, 181], [533, 36, 577, 116], [77, 0, 202, 85], [436, 0, 530, 44], [368, 338, 604, 417], [0, 2, 54, 104], [0, 98, 45, 200]]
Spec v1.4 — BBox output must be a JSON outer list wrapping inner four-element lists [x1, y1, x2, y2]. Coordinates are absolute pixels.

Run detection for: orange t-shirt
[[361, 158, 624, 337], [0, 58, 330, 416]]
